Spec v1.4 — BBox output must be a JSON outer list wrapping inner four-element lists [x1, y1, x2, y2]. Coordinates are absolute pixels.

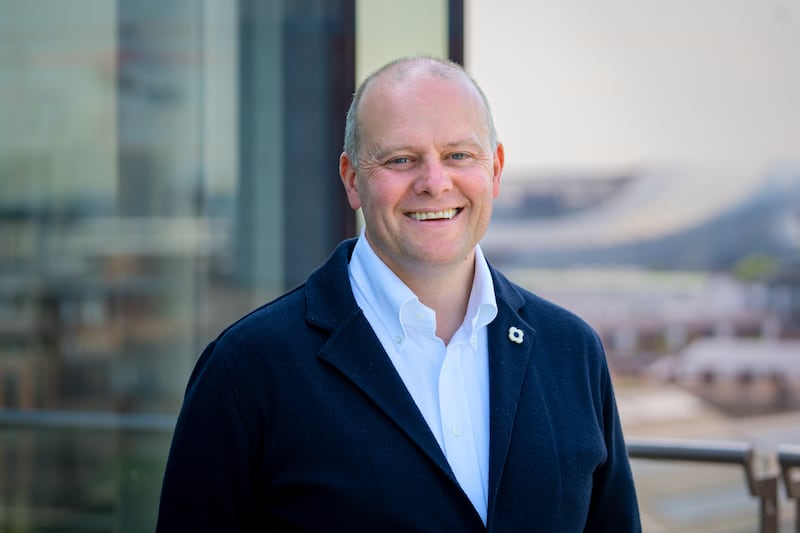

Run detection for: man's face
[[340, 72, 504, 279]]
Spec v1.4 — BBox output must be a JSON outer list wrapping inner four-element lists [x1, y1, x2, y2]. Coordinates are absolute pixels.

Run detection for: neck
[[402, 256, 476, 345]]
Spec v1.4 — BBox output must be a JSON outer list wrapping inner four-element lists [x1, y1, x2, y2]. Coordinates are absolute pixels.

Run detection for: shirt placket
[[438, 342, 486, 523]]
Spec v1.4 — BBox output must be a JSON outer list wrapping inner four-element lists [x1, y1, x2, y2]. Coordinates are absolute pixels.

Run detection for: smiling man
[[157, 56, 641, 532]]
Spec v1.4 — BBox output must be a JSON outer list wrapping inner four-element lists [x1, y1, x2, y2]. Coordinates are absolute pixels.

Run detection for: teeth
[[408, 209, 458, 221]]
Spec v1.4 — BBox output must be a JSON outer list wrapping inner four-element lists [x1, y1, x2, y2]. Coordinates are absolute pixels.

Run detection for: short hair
[[342, 56, 498, 166]]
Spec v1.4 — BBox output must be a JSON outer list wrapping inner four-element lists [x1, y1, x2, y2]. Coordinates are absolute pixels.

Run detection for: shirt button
[[395, 335, 403, 344], [416, 311, 424, 321], [451, 425, 461, 437]]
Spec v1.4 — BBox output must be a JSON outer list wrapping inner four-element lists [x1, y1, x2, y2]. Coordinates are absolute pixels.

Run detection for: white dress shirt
[[348, 234, 498, 524]]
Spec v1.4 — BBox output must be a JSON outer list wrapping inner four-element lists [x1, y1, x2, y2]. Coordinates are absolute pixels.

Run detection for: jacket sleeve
[[156, 340, 260, 532], [584, 352, 642, 532]]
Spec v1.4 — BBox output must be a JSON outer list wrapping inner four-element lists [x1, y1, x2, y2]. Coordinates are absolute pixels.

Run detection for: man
[[157, 56, 641, 531]]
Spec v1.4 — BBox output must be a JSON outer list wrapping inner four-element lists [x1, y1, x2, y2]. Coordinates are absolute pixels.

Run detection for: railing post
[[740, 448, 779, 533], [777, 444, 800, 533], [750, 471, 779, 533]]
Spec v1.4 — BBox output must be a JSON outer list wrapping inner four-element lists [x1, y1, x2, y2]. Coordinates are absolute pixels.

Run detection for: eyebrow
[[442, 139, 485, 151], [372, 138, 485, 159], [372, 144, 414, 158]]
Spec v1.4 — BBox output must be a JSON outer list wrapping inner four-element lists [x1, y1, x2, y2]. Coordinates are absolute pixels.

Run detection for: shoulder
[[192, 239, 361, 380], [492, 266, 599, 340], [489, 266, 611, 388], [182, 284, 311, 389], [220, 284, 309, 346], [212, 238, 360, 352]]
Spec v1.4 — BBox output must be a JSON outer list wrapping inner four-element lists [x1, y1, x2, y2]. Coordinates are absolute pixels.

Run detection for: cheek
[[362, 178, 403, 210]]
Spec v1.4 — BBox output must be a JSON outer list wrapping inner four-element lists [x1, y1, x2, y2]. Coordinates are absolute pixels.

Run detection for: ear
[[339, 152, 362, 210], [491, 142, 504, 198]]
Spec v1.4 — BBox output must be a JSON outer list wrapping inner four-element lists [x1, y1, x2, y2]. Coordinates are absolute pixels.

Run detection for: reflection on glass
[[0, 1, 240, 530]]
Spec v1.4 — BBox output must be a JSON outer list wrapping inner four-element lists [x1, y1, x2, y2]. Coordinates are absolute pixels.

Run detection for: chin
[[418, 247, 471, 267]]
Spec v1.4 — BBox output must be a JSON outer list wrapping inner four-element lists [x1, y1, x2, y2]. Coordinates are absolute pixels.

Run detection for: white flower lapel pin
[[508, 326, 524, 344]]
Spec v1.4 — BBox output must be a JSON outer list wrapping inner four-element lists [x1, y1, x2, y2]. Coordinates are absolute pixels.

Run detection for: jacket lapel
[[318, 316, 454, 476], [306, 241, 455, 481], [485, 270, 536, 522]]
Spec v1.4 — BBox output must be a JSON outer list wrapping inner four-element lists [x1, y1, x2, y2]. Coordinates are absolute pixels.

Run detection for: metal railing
[[0, 408, 177, 432], [627, 437, 780, 533]]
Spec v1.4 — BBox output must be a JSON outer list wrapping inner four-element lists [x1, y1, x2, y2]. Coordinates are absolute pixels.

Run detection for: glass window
[[0, 2, 237, 530], [0, 0, 357, 529]]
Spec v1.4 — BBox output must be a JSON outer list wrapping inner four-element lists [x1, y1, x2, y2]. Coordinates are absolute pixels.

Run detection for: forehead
[[358, 71, 489, 147]]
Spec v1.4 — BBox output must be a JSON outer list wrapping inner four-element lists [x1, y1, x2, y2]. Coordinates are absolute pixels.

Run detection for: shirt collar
[[349, 233, 418, 349], [464, 244, 499, 340], [348, 232, 497, 351]]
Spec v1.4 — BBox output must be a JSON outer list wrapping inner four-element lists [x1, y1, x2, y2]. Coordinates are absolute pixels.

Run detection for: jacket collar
[[305, 239, 526, 333]]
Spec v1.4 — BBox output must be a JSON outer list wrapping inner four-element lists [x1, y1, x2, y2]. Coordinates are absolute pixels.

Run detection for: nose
[[413, 157, 453, 196]]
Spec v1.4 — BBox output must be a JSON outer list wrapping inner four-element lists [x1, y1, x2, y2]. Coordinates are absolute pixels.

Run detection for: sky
[[466, 0, 800, 177]]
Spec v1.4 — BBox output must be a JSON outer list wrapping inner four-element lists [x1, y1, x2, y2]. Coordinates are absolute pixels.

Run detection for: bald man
[[157, 56, 641, 532]]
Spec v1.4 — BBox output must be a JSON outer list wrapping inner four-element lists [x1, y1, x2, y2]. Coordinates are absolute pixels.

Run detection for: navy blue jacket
[[157, 239, 640, 532]]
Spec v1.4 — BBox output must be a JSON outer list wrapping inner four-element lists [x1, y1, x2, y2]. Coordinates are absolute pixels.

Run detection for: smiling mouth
[[406, 208, 461, 221]]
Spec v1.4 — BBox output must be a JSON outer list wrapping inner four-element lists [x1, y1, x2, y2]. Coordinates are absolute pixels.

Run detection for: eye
[[386, 156, 413, 166], [449, 152, 470, 161]]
